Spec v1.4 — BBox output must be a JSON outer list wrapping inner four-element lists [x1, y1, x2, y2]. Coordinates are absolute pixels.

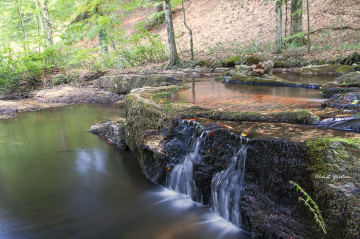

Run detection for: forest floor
[[119, 0, 360, 70]]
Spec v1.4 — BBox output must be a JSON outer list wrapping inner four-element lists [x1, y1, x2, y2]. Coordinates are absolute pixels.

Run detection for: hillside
[[121, 0, 360, 63]]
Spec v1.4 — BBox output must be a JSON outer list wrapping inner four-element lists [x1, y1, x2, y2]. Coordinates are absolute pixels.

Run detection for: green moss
[[194, 60, 211, 67], [198, 109, 316, 124], [305, 138, 331, 175], [273, 61, 285, 68], [223, 55, 241, 67], [227, 75, 320, 89], [244, 56, 260, 65], [336, 65, 354, 74]]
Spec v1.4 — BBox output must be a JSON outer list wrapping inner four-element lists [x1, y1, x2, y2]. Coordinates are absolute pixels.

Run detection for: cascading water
[[168, 121, 248, 229], [211, 143, 247, 227], [169, 131, 205, 201]]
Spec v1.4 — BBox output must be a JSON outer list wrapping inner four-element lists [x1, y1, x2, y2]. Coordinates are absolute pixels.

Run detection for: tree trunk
[[40, 0, 53, 45], [290, 0, 304, 46], [306, 0, 311, 52], [34, 0, 45, 33], [181, 0, 194, 61], [164, 0, 179, 68], [17, 9, 27, 52], [274, 0, 283, 53]]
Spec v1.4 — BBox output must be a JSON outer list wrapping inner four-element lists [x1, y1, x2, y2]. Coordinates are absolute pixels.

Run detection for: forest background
[[0, 0, 359, 93]]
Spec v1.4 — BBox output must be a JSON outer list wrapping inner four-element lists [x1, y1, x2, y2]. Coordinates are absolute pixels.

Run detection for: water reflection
[[75, 149, 107, 175], [274, 72, 336, 84], [172, 80, 326, 112]]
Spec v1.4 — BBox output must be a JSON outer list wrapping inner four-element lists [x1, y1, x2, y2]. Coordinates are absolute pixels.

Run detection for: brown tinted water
[[0, 104, 250, 239], [171, 80, 326, 113]]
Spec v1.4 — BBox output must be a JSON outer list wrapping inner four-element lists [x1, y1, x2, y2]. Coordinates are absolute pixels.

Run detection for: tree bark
[[34, 0, 45, 33], [181, 0, 194, 61], [40, 0, 53, 45], [17, 8, 27, 52], [306, 0, 311, 52], [274, 0, 283, 53], [164, 0, 179, 68], [290, 0, 304, 46]]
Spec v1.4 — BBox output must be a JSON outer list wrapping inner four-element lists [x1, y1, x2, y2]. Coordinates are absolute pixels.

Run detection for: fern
[[289, 181, 327, 234]]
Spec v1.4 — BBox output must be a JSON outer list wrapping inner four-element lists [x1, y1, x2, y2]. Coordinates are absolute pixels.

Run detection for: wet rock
[[335, 71, 360, 87], [298, 64, 354, 75], [88, 121, 128, 150], [322, 91, 360, 110]]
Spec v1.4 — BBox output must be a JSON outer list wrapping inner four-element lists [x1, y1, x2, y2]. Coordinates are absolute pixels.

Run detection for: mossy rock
[[194, 60, 211, 67], [244, 56, 260, 65], [273, 61, 285, 68], [336, 65, 355, 74], [332, 72, 360, 87], [223, 56, 241, 67]]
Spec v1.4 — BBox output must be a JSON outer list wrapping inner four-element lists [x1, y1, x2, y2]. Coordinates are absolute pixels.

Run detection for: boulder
[[251, 60, 274, 75], [223, 55, 241, 67]]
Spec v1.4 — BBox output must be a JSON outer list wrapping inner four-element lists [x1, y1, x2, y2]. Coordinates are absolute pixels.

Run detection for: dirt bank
[[0, 85, 123, 119]]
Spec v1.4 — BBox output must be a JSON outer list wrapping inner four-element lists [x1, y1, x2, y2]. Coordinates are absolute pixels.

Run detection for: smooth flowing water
[[171, 80, 326, 112], [0, 104, 250, 239]]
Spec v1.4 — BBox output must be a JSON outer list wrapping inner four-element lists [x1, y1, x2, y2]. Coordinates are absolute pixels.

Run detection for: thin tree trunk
[[94, 5, 108, 54], [290, 0, 304, 46], [285, 0, 288, 49], [17, 9, 27, 52], [306, 0, 311, 52], [34, 0, 45, 33], [181, 0, 194, 61], [275, 0, 283, 53], [164, 0, 179, 68], [40, 0, 53, 45], [33, 15, 41, 52]]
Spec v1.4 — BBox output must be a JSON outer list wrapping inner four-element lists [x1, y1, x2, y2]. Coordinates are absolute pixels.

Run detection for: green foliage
[[108, 26, 167, 68], [289, 181, 327, 234]]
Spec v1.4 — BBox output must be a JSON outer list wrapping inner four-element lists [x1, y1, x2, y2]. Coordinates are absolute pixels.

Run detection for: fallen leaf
[[241, 132, 247, 137]]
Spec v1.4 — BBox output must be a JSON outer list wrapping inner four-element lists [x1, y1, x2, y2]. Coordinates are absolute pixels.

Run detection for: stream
[[0, 104, 250, 239]]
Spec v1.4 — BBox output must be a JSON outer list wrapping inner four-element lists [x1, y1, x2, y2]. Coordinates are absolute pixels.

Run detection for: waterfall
[[169, 132, 205, 201], [168, 121, 248, 229], [211, 144, 247, 227]]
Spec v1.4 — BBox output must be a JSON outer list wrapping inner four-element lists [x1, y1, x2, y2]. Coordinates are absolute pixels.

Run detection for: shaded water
[[0, 105, 250, 239], [171, 80, 326, 112]]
